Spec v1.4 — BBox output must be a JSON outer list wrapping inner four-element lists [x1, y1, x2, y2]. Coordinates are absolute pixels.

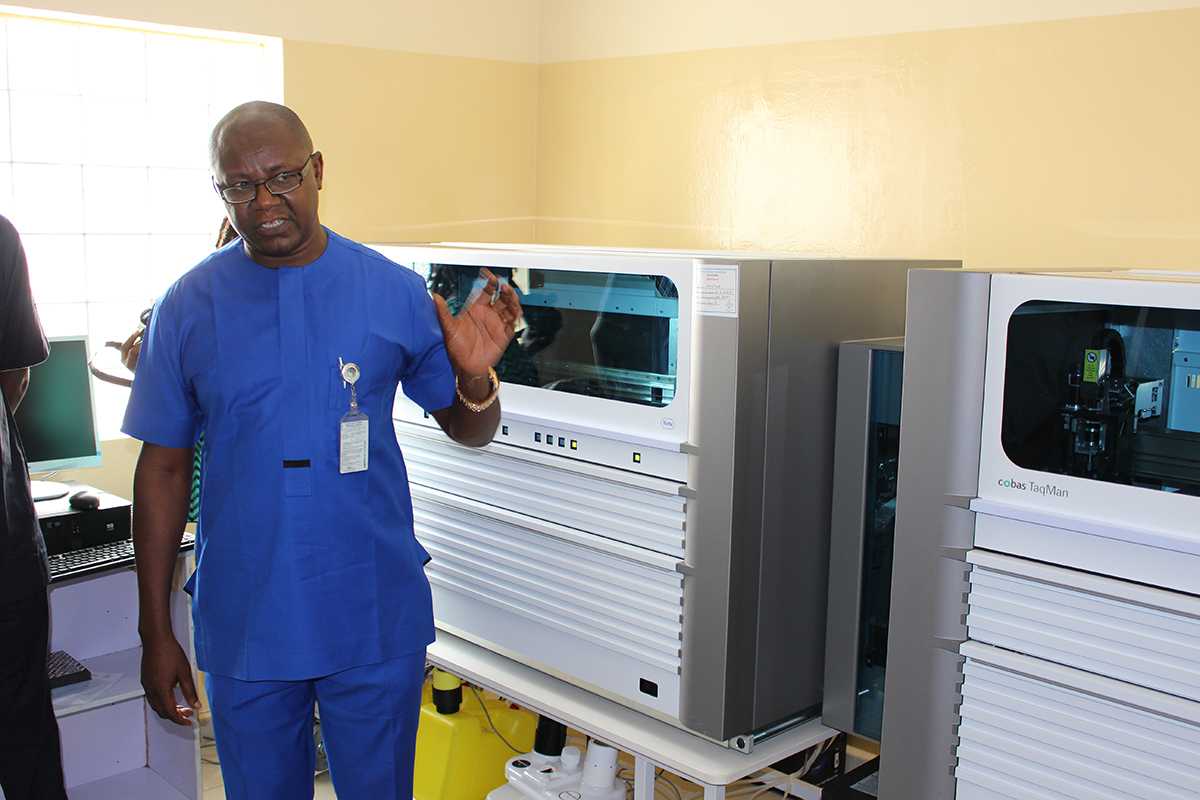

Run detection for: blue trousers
[[206, 651, 426, 800]]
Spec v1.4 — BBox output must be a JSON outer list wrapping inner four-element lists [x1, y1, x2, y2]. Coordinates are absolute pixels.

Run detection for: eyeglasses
[[214, 153, 316, 204]]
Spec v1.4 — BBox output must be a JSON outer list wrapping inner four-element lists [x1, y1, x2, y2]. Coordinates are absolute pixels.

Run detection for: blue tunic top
[[123, 229, 455, 680]]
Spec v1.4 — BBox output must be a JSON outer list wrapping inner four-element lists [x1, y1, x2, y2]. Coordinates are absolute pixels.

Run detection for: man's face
[[213, 119, 324, 266]]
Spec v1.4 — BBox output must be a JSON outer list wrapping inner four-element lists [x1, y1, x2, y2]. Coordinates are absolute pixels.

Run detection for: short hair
[[209, 101, 313, 168]]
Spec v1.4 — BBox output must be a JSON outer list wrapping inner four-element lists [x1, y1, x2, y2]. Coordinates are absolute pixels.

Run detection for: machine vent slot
[[956, 651, 1200, 800], [412, 495, 684, 674], [400, 429, 687, 558], [966, 552, 1200, 702]]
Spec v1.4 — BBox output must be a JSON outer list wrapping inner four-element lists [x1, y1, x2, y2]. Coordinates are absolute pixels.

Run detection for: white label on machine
[[696, 265, 739, 317]]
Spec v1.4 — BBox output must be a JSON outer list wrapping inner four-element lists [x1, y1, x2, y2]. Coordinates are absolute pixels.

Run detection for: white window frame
[[0, 5, 283, 439]]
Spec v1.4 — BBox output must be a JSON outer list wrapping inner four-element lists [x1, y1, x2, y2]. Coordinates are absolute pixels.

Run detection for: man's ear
[[312, 151, 324, 190]]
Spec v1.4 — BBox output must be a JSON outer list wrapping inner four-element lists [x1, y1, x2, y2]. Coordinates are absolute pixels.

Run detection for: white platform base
[[427, 631, 837, 800]]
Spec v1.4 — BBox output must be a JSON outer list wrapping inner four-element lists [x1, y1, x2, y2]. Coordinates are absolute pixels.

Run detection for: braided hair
[[215, 217, 238, 249]]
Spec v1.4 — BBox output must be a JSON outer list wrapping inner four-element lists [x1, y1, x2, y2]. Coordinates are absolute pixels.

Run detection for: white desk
[[41, 556, 198, 800], [427, 633, 837, 800]]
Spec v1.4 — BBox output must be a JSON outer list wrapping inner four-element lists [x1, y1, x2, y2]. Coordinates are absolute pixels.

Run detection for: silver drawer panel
[[413, 495, 684, 673], [957, 642, 1200, 800], [967, 550, 1200, 701]]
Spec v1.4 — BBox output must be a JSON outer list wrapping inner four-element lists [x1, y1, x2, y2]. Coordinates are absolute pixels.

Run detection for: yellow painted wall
[[22, 0, 1198, 268], [535, 8, 1200, 269], [284, 41, 539, 244], [5, 5, 542, 247], [538, 0, 1200, 62]]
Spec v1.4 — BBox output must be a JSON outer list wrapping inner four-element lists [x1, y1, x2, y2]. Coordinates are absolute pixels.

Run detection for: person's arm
[[132, 442, 199, 726], [121, 287, 200, 726], [119, 325, 144, 373], [0, 367, 30, 411], [430, 371, 502, 447], [429, 269, 522, 448]]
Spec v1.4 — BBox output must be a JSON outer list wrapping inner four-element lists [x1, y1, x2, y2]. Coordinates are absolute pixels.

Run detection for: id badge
[[338, 358, 369, 474], [339, 409, 369, 474]]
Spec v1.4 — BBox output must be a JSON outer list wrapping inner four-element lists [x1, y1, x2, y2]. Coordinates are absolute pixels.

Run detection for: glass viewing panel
[[855, 347, 902, 740], [421, 264, 679, 408], [1003, 301, 1200, 493]]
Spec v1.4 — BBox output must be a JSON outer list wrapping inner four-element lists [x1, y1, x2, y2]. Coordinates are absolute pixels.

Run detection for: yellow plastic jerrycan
[[414, 669, 537, 800]]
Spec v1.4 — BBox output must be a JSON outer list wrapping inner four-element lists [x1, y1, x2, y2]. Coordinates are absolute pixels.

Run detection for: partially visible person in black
[[0, 214, 68, 800]]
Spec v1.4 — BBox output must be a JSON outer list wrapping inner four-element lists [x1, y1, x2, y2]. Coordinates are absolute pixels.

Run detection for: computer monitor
[[13, 336, 102, 501]]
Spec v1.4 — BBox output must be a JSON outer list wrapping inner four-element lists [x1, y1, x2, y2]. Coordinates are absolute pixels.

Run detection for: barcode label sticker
[[697, 266, 739, 317]]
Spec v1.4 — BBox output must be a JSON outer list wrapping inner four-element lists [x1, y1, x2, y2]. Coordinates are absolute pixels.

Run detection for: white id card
[[339, 410, 369, 474]]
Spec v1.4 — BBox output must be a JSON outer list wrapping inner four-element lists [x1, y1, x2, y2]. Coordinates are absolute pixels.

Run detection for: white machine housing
[[372, 244, 954, 744], [974, 273, 1200, 580], [880, 269, 1200, 799]]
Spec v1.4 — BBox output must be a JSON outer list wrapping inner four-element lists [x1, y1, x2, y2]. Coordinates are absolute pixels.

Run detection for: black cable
[[200, 738, 219, 766], [468, 684, 524, 754], [199, 731, 220, 765]]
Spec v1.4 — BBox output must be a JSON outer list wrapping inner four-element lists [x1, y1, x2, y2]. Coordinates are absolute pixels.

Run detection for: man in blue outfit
[[123, 102, 521, 799]]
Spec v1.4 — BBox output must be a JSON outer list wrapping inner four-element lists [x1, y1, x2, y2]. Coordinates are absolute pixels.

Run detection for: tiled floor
[[199, 719, 338, 800]]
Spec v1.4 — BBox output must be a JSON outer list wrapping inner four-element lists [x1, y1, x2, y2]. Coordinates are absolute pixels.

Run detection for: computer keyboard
[[47, 650, 91, 689], [47, 532, 196, 582]]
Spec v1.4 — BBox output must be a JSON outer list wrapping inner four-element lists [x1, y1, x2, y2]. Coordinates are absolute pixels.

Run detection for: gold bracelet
[[455, 367, 499, 413]]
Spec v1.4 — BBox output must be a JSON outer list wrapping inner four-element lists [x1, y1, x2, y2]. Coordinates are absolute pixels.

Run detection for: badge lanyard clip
[[338, 357, 368, 474]]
